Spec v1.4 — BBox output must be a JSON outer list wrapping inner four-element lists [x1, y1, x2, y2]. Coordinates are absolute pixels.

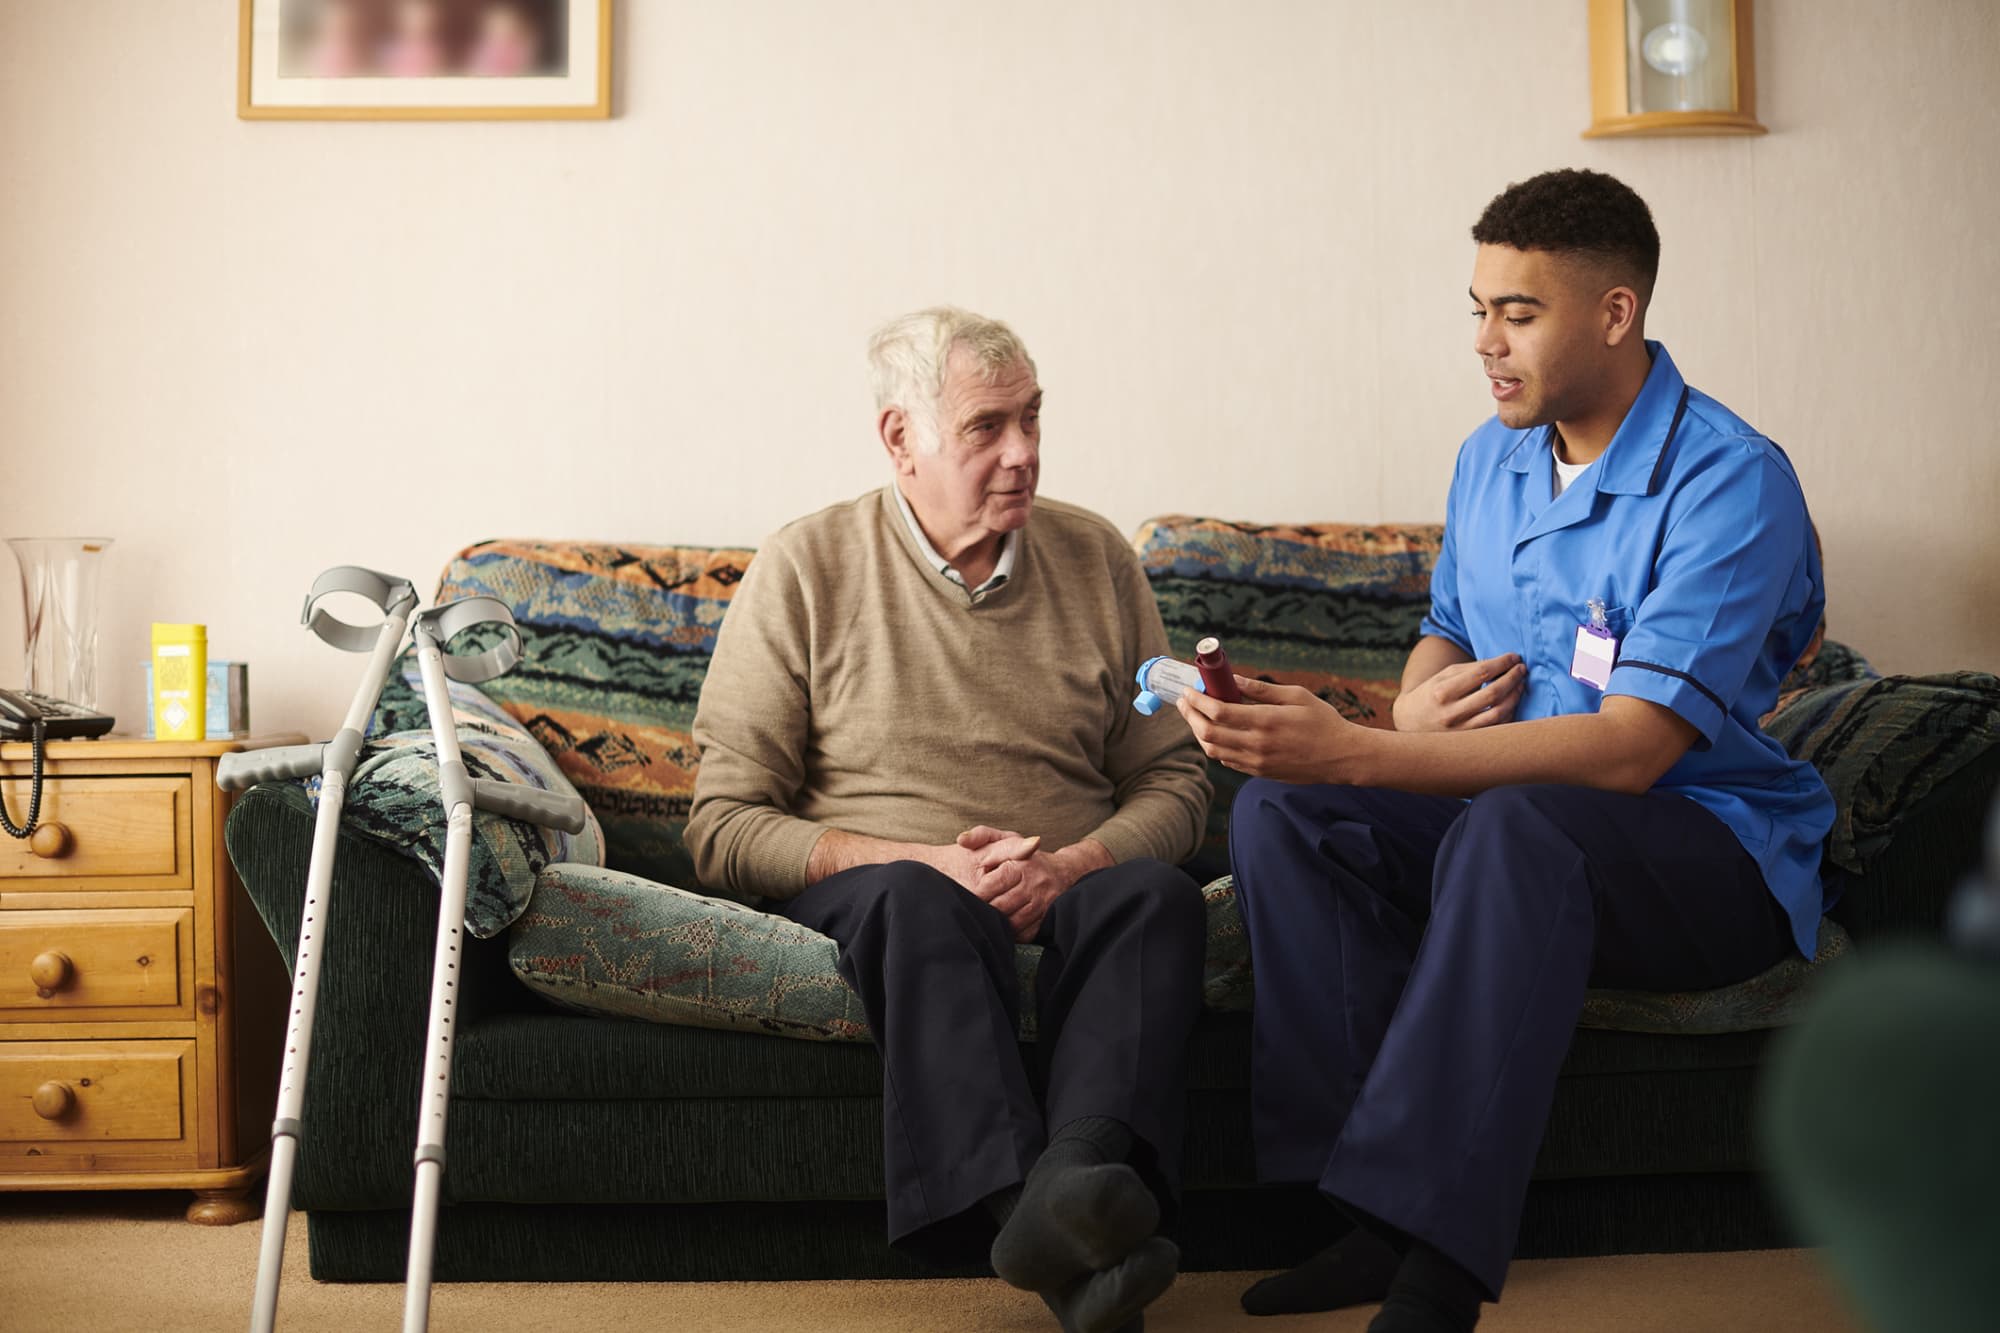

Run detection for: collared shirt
[[1421, 341, 1834, 958], [892, 483, 1017, 597]]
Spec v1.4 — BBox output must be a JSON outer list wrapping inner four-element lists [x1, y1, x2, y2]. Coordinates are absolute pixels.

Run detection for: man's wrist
[[1048, 838, 1114, 887], [806, 827, 929, 885], [902, 839, 951, 875]]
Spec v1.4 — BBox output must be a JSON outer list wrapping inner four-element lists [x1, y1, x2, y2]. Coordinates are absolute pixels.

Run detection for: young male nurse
[[1177, 169, 1832, 1333]]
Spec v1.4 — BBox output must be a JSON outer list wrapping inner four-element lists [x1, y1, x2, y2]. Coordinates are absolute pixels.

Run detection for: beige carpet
[[0, 1191, 1866, 1332]]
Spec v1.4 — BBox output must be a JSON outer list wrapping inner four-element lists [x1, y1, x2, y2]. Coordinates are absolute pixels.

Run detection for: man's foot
[[993, 1161, 1159, 1291], [991, 1118, 1156, 1293], [1365, 1241, 1484, 1332], [1239, 1224, 1401, 1316], [1042, 1235, 1180, 1333]]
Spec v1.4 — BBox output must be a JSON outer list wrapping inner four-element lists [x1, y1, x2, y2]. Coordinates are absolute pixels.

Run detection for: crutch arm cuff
[[302, 567, 419, 652]]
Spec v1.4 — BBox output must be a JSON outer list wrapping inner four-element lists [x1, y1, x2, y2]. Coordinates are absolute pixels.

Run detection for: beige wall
[[2, 1, 1995, 740]]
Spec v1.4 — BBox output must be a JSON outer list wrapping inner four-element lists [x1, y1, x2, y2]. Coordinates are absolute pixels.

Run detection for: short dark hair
[[1471, 169, 1660, 296]]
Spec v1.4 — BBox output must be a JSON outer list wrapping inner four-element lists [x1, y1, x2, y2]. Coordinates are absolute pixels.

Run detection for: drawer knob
[[28, 822, 71, 858], [32, 1081, 75, 1120], [30, 950, 73, 995]]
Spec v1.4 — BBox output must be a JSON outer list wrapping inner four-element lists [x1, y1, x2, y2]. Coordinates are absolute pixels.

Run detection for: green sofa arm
[[226, 782, 526, 1212]]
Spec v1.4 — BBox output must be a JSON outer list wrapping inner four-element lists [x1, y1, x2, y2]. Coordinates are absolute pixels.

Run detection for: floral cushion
[[323, 668, 605, 938], [508, 864, 870, 1040], [507, 864, 1250, 1042]]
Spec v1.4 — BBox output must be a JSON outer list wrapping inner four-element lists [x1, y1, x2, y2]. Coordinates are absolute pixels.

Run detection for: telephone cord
[[0, 718, 46, 839]]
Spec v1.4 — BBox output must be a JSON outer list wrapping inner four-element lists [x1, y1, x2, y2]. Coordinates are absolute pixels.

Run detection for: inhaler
[[1132, 637, 1243, 715]]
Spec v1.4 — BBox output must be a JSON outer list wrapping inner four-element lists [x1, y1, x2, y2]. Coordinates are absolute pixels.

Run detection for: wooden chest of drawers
[[1, 736, 300, 1223]]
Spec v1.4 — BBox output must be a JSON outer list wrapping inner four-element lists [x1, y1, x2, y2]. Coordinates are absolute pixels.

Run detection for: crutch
[[401, 597, 587, 1333], [216, 567, 422, 1333]]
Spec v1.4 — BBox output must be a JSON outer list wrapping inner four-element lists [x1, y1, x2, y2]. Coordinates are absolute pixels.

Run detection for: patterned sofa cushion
[[507, 863, 1251, 1042], [509, 863, 870, 1040], [373, 541, 758, 900], [330, 671, 605, 938]]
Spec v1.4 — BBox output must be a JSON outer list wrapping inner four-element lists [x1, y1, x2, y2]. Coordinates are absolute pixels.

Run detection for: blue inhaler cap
[[1133, 655, 1204, 716], [1133, 657, 1170, 716]]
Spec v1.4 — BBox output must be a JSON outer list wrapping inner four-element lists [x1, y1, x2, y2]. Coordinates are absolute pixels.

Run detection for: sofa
[[224, 517, 2000, 1283]]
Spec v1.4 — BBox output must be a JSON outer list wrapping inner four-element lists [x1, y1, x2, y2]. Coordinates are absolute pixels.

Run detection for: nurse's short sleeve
[[1607, 450, 1810, 745], [1419, 449, 1474, 655]]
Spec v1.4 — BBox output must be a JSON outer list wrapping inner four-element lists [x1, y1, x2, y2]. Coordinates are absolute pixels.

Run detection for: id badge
[[1570, 625, 1616, 690], [1570, 598, 1617, 690]]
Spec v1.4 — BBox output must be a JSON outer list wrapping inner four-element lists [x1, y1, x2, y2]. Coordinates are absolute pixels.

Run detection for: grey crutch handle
[[216, 728, 369, 792], [217, 743, 328, 791], [472, 779, 588, 833], [304, 567, 421, 653], [415, 597, 524, 685]]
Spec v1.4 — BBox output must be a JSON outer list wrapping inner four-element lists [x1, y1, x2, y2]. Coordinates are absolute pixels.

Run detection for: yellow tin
[[151, 622, 208, 742]]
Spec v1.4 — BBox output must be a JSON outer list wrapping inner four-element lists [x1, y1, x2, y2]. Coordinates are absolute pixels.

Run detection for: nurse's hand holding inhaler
[[1176, 674, 1361, 784], [1152, 636, 1348, 784]]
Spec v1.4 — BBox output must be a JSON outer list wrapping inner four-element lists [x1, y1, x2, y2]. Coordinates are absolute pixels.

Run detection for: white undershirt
[[1552, 444, 1592, 497]]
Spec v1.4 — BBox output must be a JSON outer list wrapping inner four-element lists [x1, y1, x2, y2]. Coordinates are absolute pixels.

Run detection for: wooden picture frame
[[238, 0, 611, 120]]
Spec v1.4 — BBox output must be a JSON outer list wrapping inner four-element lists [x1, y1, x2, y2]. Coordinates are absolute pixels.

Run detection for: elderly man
[[687, 306, 1211, 1333]]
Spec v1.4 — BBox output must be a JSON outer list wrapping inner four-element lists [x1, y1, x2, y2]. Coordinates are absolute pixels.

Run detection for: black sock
[[986, 1182, 1025, 1230], [1041, 1235, 1179, 1333], [990, 1117, 1158, 1294], [1239, 1223, 1401, 1316], [1366, 1241, 1484, 1333]]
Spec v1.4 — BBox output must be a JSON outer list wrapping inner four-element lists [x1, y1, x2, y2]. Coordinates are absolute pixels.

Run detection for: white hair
[[868, 306, 1037, 455]]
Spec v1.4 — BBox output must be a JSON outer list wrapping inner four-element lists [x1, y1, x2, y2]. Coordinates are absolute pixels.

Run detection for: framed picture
[[238, 0, 611, 120]]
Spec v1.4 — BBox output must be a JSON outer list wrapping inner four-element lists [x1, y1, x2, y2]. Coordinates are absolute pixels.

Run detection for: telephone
[[0, 689, 116, 741], [0, 688, 115, 841]]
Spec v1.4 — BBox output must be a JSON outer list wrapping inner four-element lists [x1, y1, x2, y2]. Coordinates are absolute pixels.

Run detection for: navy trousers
[[778, 857, 1206, 1258], [1229, 779, 1795, 1299]]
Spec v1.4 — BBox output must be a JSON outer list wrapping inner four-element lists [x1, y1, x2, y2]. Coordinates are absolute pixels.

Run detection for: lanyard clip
[[1586, 597, 1610, 633]]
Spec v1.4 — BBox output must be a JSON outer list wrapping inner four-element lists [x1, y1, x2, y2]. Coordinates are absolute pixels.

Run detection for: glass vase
[[7, 537, 114, 710]]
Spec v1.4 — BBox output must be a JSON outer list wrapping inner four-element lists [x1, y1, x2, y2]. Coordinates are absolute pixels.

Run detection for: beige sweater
[[687, 486, 1212, 900]]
